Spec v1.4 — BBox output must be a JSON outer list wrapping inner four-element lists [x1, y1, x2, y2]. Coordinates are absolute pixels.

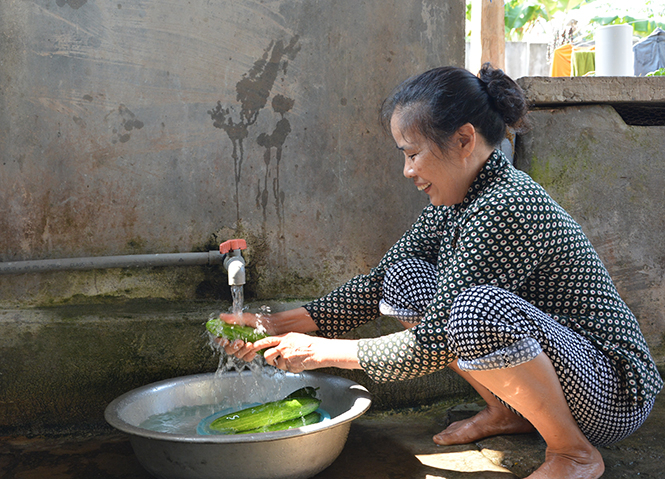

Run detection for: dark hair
[[381, 63, 529, 149]]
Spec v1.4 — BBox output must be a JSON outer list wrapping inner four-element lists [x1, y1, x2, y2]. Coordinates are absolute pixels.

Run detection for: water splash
[[141, 304, 314, 436], [205, 304, 303, 408], [253, 304, 271, 335], [205, 301, 270, 376]]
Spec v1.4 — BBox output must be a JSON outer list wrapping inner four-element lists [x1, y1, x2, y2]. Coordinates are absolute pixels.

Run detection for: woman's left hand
[[254, 333, 328, 373], [248, 333, 361, 373]]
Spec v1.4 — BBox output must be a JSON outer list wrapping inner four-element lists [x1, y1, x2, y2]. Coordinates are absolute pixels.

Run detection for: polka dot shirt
[[304, 150, 663, 405]]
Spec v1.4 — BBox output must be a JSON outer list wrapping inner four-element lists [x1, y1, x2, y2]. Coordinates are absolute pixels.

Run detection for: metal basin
[[104, 371, 372, 479]]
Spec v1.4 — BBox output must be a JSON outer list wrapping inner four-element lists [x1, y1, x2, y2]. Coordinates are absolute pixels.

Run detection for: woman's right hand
[[215, 312, 274, 359], [219, 312, 276, 334]]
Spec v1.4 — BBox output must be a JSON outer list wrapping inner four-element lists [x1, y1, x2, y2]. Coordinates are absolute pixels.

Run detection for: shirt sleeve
[[359, 196, 551, 382], [358, 328, 457, 382], [303, 205, 448, 338]]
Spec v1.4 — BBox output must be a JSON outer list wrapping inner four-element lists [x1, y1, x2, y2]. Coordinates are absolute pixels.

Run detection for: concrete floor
[[1, 389, 663, 479]]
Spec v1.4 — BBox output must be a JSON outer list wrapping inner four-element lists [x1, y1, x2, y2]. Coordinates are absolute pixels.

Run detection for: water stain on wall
[[256, 94, 295, 266], [106, 104, 144, 145], [56, 0, 88, 9], [208, 36, 300, 223]]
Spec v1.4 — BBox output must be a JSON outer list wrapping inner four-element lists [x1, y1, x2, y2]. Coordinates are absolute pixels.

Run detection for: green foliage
[[505, 1, 547, 40], [591, 15, 665, 37], [646, 68, 665, 76], [495, 0, 664, 41], [468, 0, 592, 41], [536, 0, 588, 19]]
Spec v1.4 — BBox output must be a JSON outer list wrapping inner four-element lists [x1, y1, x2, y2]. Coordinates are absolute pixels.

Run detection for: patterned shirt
[[304, 150, 663, 405]]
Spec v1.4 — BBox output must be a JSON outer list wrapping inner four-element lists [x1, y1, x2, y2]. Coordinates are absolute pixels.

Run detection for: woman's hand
[[252, 334, 361, 373], [214, 307, 319, 360], [218, 312, 276, 334], [214, 312, 271, 359]]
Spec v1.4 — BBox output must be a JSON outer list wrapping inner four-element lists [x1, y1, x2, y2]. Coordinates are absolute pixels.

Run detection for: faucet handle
[[219, 239, 247, 254]]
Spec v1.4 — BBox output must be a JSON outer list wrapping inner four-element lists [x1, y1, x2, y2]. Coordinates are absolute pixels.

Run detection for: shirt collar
[[453, 149, 507, 214]]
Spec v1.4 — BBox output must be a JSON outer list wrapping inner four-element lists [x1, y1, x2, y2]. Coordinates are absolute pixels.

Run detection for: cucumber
[[206, 317, 267, 343], [238, 411, 322, 434], [208, 396, 321, 434]]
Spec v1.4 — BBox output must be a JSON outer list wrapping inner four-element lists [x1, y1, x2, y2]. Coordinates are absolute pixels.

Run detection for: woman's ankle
[[527, 446, 604, 479]]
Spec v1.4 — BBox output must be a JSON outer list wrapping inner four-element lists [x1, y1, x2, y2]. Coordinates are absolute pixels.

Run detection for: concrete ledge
[[0, 299, 473, 435], [517, 76, 665, 106]]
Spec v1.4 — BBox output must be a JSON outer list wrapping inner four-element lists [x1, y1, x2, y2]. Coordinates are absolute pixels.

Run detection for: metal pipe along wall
[[0, 251, 225, 275]]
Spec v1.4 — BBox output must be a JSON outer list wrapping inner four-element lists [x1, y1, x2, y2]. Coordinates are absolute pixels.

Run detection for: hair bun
[[478, 63, 528, 128]]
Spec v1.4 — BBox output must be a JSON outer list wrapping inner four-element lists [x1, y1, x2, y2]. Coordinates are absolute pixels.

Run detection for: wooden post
[[469, 0, 505, 73]]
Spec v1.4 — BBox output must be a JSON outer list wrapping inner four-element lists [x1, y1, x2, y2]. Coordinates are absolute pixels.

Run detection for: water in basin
[[138, 390, 332, 436], [139, 402, 222, 434]]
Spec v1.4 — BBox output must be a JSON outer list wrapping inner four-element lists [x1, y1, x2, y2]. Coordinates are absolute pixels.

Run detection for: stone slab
[[517, 77, 665, 106]]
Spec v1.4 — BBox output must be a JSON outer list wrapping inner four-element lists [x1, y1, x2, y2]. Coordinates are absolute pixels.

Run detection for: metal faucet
[[219, 239, 247, 286]]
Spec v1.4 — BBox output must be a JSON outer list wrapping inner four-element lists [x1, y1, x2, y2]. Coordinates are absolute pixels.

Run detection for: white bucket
[[595, 24, 634, 76]]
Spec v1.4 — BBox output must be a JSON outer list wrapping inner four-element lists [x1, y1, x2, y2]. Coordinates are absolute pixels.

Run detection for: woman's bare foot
[[433, 404, 535, 445], [526, 446, 604, 479]]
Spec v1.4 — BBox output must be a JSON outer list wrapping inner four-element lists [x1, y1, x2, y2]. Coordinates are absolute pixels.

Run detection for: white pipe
[[0, 251, 224, 275], [224, 253, 245, 286]]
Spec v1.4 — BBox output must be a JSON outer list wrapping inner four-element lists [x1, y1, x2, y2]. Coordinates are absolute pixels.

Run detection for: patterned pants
[[380, 258, 654, 447]]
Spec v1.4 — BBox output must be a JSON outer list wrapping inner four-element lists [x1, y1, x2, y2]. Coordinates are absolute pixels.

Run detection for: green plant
[[469, 0, 665, 41], [646, 68, 665, 76], [505, 0, 547, 41], [502, 0, 592, 40]]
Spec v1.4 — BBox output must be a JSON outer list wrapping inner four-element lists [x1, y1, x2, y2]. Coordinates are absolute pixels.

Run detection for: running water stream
[[231, 284, 244, 315]]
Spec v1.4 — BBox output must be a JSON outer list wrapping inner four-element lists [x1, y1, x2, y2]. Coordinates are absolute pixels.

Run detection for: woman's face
[[390, 113, 472, 207]]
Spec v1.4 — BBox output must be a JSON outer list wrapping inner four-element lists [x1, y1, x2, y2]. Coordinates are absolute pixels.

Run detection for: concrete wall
[[0, 0, 464, 306], [0, 0, 469, 434], [516, 104, 665, 368]]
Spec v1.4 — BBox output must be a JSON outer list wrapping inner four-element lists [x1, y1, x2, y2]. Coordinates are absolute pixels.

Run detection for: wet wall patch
[[208, 36, 300, 229]]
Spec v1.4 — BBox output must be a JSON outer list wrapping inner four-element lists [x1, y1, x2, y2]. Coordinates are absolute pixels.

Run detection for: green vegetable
[[208, 387, 321, 434], [206, 317, 267, 343], [238, 411, 322, 434]]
